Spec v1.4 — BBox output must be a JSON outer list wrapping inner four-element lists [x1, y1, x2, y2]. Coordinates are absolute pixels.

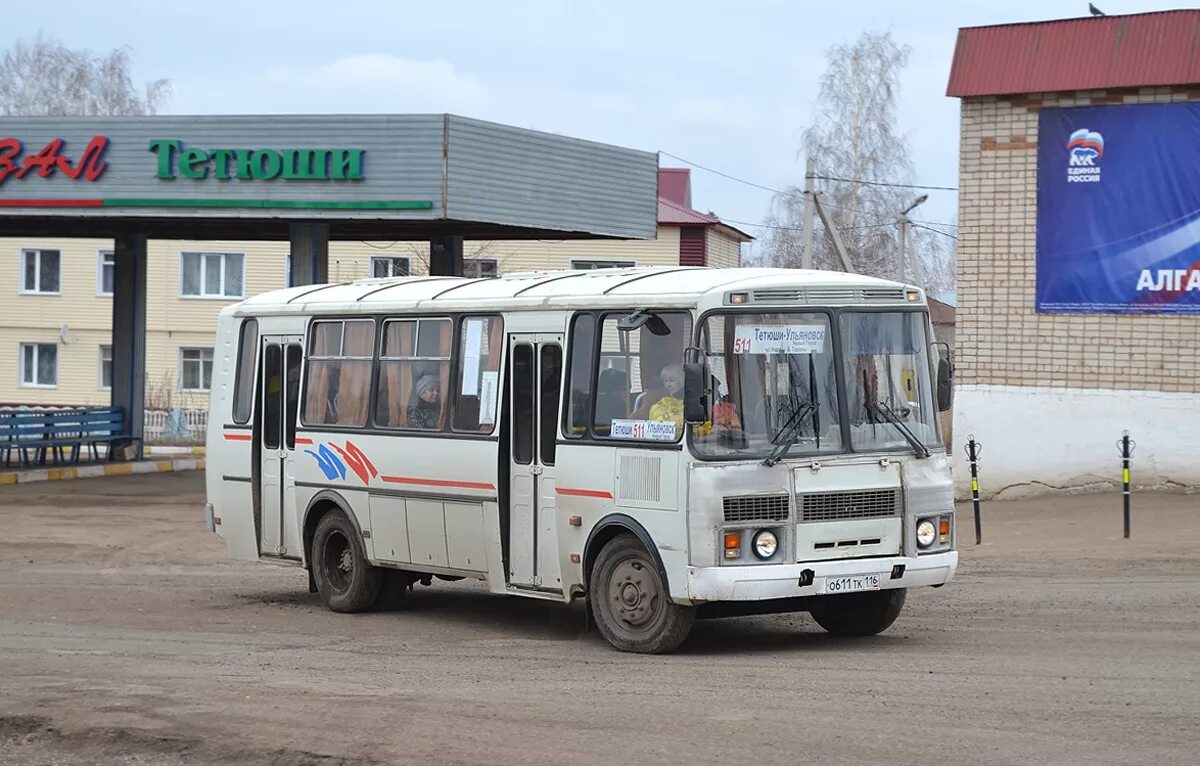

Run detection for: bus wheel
[[809, 588, 906, 637], [312, 509, 382, 613], [590, 534, 694, 654]]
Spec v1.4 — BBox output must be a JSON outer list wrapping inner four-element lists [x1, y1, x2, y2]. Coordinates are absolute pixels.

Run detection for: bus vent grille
[[751, 287, 907, 305], [723, 494, 790, 523], [617, 455, 661, 503], [800, 489, 899, 522]]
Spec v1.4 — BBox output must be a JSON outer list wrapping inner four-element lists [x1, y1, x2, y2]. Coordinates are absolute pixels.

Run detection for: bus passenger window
[[564, 314, 595, 438], [452, 315, 504, 433], [302, 319, 375, 427], [376, 318, 452, 430], [232, 319, 258, 424]]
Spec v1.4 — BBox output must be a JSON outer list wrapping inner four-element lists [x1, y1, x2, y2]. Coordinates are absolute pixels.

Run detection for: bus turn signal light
[[724, 531, 741, 559], [940, 518, 951, 544]]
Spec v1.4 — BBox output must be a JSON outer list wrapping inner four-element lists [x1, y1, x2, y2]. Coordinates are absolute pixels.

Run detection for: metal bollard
[[1117, 431, 1136, 539], [965, 435, 983, 545]]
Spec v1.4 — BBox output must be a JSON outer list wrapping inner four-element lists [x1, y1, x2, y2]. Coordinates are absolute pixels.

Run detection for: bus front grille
[[800, 489, 899, 522], [723, 494, 790, 523]]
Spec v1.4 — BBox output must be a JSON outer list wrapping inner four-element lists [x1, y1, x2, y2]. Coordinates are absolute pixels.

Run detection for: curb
[[0, 458, 205, 486], [144, 445, 207, 456]]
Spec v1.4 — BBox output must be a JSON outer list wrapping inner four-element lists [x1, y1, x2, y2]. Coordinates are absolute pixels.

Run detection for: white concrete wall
[[952, 384, 1200, 499]]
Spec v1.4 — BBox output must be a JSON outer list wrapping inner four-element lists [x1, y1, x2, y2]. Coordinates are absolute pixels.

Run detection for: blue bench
[[0, 407, 143, 468]]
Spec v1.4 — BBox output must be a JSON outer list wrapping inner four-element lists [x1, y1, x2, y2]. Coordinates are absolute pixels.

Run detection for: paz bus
[[205, 267, 958, 653]]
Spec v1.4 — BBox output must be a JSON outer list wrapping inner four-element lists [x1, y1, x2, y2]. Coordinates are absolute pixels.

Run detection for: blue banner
[[1037, 102, 1200, 314]]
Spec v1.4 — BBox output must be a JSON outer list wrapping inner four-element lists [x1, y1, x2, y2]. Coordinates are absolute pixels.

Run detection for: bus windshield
[[692, 309, 939, 460]]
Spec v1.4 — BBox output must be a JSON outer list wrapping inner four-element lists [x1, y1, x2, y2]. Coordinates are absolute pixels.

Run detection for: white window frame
[[99, 343, 113, 390], [179, 252, 245, 300], [97, 249, 115, 297], [179, 346, 215, 392], [19, 249, 62, 295], [369, 255, 411, 278], [464, 257, 500, 279], [570, 259, 638, 270], [18, 342, 58, 388]]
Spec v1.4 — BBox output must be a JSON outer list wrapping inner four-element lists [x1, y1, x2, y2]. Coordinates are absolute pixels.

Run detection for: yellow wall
[[0, 226, 691, 408], [706, 228, 743, 269]]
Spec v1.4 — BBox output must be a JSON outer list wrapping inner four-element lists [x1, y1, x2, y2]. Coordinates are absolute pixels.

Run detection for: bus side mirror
[[936, 353, 954, 412], [683, 362, 708, 423]]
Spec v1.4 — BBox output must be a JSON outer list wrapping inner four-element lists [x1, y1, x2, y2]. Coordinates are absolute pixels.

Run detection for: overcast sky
[[8, 0, 1175, 259]]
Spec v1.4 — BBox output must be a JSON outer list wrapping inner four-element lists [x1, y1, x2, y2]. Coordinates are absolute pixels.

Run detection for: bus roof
[[231, 266, 920, 316]]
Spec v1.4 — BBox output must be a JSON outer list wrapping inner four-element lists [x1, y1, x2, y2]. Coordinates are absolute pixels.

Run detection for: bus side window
[[564, 314, 595, 438], [376, 318, 452, 431], [231, 318, 258, 424], [303, 319, 375, 427], [452, 315, 504, 433]]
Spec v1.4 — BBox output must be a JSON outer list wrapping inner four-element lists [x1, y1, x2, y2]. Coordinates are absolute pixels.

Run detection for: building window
[[181, 252, 244, 298], [571, 259, 636, 270], [370, 256, 410, 278], [465, 258, 500, 279], [284, 252, 292, 287], [21, 249, 61, 294], [180, 347, 214, 391], [19, 342, 57, 387], [99, 344, 113, 390], [97, 250, 115, 296]]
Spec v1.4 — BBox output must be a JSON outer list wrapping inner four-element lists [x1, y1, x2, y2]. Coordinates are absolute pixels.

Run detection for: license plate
[[818, 574, 882, 594]]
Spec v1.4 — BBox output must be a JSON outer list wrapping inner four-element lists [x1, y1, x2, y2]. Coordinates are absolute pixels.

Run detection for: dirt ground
[[0, 472, 1197, 765]]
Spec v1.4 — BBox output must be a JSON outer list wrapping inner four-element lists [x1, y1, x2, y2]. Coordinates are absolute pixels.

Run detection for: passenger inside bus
[[408, 374, 443, 429]]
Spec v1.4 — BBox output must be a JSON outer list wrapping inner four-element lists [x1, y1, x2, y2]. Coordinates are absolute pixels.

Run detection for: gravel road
[[1, 472, 1197, 765]]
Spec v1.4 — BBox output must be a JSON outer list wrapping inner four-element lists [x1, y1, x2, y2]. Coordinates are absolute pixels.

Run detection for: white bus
[[205, 267, 958, 653]]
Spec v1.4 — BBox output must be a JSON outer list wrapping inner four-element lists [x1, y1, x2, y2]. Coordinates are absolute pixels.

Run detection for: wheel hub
[[609, 558, 660, 629]]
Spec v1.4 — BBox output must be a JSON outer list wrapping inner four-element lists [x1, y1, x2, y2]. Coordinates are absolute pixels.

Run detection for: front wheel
[[809, 588, 906, 637], [589, 534, 695, 654], [311, 509, 383, 613]]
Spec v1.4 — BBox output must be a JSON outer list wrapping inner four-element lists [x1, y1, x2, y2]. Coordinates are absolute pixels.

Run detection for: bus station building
[[947, 10, 1200, 496]]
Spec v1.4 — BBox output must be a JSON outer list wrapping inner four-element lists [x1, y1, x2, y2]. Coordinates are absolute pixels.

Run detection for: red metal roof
[[658, 167, 692, 207], [947, 10, 1200, 97], [655, 168, 753, 241]]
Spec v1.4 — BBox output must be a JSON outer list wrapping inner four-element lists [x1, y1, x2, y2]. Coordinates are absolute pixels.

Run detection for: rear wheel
[[589, 534, 694, 654], [809, 588, 906, 637], [312, 509, 382, 613]]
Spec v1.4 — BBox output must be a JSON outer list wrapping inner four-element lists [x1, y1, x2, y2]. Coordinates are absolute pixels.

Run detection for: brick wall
[[957, 86, 1200, 394]]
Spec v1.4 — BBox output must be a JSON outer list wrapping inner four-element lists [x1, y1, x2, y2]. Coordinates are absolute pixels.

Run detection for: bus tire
[[809, 588, 906, 637], [311, 509, 383, 613], [589, 534, 694, 654]]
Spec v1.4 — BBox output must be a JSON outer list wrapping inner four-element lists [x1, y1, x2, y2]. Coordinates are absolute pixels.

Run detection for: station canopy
[[0, 114, 658, 241]]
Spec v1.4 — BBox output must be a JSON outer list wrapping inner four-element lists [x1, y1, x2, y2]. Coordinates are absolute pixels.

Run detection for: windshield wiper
[[763, 400, 815, 467], [865, 399, 931, 459]]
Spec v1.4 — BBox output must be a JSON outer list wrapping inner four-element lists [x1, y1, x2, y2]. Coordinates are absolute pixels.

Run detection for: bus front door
[[258, 336, 304, 559], [507, 335, 564, 590]]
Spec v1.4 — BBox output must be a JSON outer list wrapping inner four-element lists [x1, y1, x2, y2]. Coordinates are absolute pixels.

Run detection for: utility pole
[[800, 157, 816, 270], [899, 194, 928, 288]]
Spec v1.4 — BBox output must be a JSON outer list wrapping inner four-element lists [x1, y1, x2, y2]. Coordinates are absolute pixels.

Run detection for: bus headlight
[[752, 530, 778, 559], [916, 519, 937, 549]]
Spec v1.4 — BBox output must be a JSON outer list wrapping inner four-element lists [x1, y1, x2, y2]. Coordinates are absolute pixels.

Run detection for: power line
[[913, 223, 958, 240], [813, 174, 957, 192]]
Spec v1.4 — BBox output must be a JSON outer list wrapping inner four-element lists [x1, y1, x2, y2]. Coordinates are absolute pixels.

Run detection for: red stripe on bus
[[294, 437, 314, 445], [223, 433, 252, 441], [0, 199, 104, 208], [557, 487, 614, 499], [380, 476, 496, 491]]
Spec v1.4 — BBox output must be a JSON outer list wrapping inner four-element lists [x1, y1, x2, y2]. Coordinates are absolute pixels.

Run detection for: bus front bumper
[[683, 550, 958, 604]]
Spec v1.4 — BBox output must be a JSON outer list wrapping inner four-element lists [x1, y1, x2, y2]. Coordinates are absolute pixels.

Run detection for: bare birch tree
[[0, 34, 169, 116], [764, 31, 953, 288]]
